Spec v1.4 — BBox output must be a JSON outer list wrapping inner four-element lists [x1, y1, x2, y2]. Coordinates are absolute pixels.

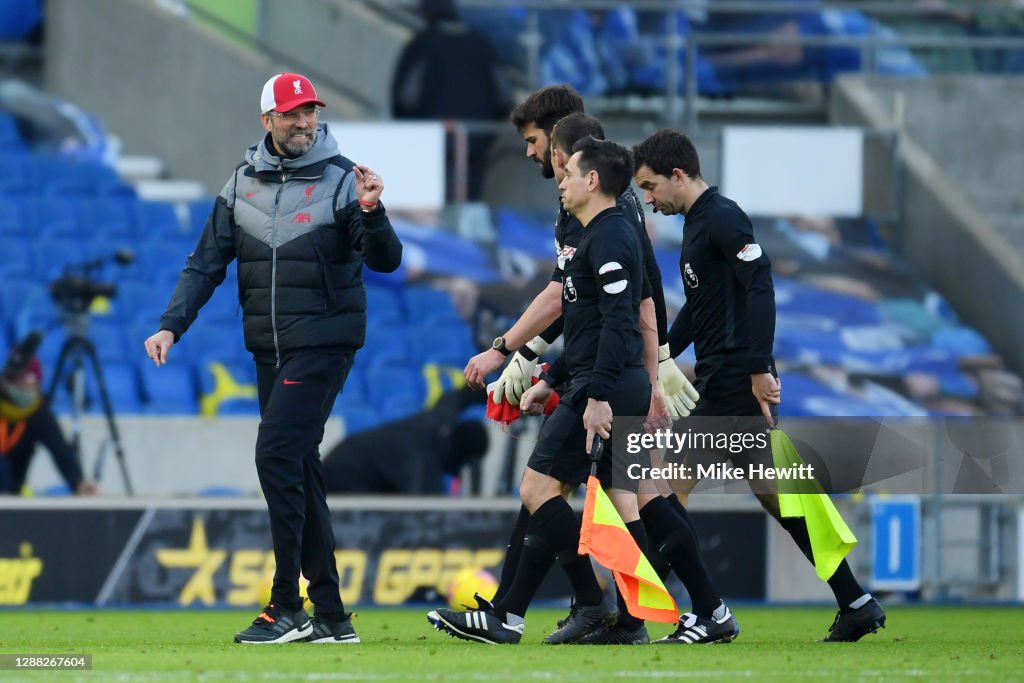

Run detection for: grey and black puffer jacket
[[160, 123, 403, 365]]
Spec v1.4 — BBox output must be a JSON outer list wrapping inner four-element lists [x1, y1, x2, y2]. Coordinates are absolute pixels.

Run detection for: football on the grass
[[446, 567, 498, 610]]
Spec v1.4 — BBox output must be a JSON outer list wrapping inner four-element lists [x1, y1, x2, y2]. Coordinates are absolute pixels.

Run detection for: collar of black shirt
[[685, 185, 719, 219], [584, 205, 623, 229]]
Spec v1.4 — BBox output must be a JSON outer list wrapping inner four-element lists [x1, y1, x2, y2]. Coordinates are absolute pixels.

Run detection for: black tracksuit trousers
[[255, 349, 353, 617]]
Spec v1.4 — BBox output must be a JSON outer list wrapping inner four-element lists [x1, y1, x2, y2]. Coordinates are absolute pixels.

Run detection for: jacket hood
[[245, 123, 340, 172]]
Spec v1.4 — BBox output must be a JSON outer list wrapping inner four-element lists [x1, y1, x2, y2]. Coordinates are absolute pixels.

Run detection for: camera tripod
[[44, 313, 134, 495]]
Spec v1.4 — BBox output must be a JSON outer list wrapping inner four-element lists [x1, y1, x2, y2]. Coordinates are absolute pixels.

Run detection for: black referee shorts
[[688, 371, 776, 477], [527, 366, 651, 492]]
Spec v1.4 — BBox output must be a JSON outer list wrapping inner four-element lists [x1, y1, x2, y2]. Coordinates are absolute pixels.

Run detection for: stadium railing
[[451, 0, 1024, 127]]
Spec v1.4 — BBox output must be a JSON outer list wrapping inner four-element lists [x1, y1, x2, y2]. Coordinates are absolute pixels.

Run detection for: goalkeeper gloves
[[492, 336, 549, 406], [658, 343, 700, 417]]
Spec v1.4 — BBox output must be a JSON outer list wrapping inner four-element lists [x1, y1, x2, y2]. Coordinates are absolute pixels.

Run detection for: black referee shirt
[[544, 206, 645, 400], [667, 186, 776, 380], [544, 189, 669, 346]]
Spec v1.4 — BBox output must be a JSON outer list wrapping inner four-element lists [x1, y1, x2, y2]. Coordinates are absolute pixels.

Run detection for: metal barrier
[[454, 0, 1024, 127]]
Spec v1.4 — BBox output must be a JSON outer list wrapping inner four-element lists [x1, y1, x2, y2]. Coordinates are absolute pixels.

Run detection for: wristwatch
[[491, 336, 511, 356]]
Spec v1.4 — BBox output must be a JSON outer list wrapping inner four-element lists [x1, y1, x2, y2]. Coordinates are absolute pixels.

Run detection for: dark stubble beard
[[537, 153, 554, 179]]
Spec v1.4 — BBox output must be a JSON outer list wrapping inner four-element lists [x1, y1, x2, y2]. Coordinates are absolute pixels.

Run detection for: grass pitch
[[1, 606, 1022, 682]]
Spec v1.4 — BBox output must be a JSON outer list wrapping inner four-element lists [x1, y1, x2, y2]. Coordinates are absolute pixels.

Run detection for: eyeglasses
[[267, 106, 321, 123]]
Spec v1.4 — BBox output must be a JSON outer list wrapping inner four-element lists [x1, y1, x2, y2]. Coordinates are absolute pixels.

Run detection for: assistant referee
[[631, 129, 886, 644]]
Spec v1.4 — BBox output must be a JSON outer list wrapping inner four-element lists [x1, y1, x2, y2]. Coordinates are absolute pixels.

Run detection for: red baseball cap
[[260, 73, 326, 113]]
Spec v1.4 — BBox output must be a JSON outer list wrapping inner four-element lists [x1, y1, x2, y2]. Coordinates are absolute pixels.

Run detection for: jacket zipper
[[271, 173, 289, 369]]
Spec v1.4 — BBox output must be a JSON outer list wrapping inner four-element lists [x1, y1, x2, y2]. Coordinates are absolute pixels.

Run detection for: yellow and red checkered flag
[[578, 464, 678, 623]]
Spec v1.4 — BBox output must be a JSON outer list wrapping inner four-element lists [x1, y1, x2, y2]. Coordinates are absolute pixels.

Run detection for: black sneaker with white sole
[[431, 608, 524, 645], [427, 593, 493, 630], [306, 613, 360, 643], [234, 604, 312, 644], [821, 598, 886, 642], [655, 605, 739, 645], [578, 617, 650, 645], [543, 602, 616, 644]]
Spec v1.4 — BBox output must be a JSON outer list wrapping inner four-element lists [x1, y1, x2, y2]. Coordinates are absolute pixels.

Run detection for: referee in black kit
[[430, 137, 650, 645], [631, 129, 886, 643]]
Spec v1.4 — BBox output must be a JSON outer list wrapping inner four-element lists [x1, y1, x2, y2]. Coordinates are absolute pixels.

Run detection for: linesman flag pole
[[578, 436, 678, 623]]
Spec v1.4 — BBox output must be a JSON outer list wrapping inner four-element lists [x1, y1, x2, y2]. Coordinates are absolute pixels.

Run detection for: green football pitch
[[1, 606, 1021, 681]]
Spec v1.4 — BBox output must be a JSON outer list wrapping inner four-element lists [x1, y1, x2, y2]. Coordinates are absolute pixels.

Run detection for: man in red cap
[[144, 72, 403, 645], [0, 332, 98, 495]]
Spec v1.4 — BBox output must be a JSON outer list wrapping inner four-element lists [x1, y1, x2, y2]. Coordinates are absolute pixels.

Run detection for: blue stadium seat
[[496, 207, 558, 260], [539, 9, 611, 96], [92, 359, 143, 413], [135, 241, 190, 282], [0, 164, 31, 194], [337, 407, 382, 436], [361, 325, 411, 366], [174, 320, 245, 365], [81, 195, 138, 242], [135, 200, 183, 237], [411, 322, 475, 367], [1, 281, 57, 339], [38, 483, 73, 496], [0, 237, 35, 280], [86, 318, 130, 362], [0, 111, 26, 149], [332, 381, 367, 413], [116, 279, 169, 325], [188, 197, 216, 232], [29, 195, 83, 239], [202, 281, 241, 324], [0, 0, 43, 40], [37, 157, 126, 195], [32, 237, 91, 281], [462, 7, 528, 70], [382, 394, 422, 421], [198, 485, 246, 496], [366, 284, 405, 325], [0, 197, 33, 239], [0, 279, 41, 317], [403, 285, 462, 324], [127, 320, 164, 359], [138, 361, 198, 414], [367, 365, 426, 409]]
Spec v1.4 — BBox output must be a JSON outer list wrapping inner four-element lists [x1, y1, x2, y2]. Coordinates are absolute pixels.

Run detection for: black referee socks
[[492, 505, 531, 605], [493, 496, 601, 619], [778, 516, 866, 608], [640, 495, 721, 619], [666, 493, 699, 538]]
